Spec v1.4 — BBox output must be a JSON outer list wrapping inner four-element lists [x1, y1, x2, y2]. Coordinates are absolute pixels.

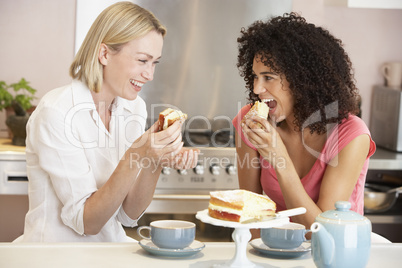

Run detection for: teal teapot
[[310, 201, 371, 268]]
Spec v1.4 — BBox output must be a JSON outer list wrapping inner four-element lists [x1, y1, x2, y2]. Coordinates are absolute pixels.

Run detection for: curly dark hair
[[237, 13, 360, 134]]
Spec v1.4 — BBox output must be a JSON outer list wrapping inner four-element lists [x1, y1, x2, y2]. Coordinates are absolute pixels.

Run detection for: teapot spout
[[311, 222, 335, 267]]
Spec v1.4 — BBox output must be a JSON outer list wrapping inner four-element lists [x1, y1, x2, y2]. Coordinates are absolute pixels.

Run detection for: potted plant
[[0, 78, 37, 146]]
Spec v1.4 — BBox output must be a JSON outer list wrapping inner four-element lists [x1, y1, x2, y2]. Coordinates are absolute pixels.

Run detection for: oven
[[364, 167, 402, 243], [0, 145, 28, 242]]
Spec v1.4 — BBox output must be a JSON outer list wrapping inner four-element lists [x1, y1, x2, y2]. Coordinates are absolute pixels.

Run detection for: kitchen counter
[[369, 147, 402, 170], [0, 242, 400, 268], [0, 138, 25, 161]]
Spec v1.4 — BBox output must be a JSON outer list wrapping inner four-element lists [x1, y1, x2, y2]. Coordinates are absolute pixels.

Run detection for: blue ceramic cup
[[137, 220, 196, 249], [261, 222, 310, 249]]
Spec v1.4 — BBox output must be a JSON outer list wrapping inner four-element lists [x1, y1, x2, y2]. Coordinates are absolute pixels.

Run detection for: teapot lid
[[319, 201, 366, 221]]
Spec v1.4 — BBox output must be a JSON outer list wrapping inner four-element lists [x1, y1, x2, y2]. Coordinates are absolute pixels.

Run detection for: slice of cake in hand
[[158, 108, 188, 131], [208, 189, 276, 223], [241, 100, 269, 128]]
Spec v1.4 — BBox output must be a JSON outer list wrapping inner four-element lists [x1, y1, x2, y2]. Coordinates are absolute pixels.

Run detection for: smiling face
[[252, 55, 294, 124], [99, 30, 163, 101]]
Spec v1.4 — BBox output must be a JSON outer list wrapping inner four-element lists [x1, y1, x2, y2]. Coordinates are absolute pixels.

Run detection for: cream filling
[[209, 202, 274, 223], [163, 110, 185, 129], [163, 116, 169, 130], [256, 101, 269, 119], [209, 204, 242, 215]]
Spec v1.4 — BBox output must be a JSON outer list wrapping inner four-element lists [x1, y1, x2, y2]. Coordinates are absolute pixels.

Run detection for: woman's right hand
[[241, 115, 289, 169], [128, 120, 184, 169]]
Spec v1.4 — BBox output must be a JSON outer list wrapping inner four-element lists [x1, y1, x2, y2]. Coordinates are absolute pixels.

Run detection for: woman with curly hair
[[233, 13, 375, 232]]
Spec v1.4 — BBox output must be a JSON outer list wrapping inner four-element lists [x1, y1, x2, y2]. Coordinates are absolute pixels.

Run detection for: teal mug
[[261, 222, 310, 249], [137, 220, 196, 249]]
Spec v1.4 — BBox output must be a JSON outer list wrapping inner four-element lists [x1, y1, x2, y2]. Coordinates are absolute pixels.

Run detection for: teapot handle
[[303, 229, 312, 242]]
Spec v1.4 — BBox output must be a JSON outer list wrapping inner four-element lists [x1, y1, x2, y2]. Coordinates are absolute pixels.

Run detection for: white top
[[22, 80, 147, 242]]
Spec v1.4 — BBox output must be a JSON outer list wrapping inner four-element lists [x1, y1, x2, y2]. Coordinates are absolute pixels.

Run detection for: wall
[[292, 0, 402, 126], [0, 0, 76, 137]]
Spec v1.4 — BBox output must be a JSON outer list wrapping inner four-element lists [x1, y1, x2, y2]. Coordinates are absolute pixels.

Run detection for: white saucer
[[139, 239, 205, 257], [250, 238, 311, 258]]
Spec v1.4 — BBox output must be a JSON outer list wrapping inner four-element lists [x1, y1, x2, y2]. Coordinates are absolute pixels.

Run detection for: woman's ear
[[98, 43, 108, 65]]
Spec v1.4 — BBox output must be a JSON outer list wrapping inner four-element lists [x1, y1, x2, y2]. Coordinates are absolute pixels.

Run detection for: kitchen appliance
[[364, 168, 402, 243], [370, 85, 402, 152], [131, 0, 293, 123], [0, 143, 28, 242], [148, 147, 238, 214]]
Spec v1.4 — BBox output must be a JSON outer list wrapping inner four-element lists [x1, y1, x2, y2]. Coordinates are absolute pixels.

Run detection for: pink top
[[233, 105, 376, 215]]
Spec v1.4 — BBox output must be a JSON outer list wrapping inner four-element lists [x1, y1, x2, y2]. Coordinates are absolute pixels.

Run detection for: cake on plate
[[208, 189, 276, 223]]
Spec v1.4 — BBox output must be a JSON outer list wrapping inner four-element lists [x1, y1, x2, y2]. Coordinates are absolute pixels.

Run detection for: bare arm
[[235, 128, 262, 239], [236, 132, 262, 194], [278, 134, 370, 227], [83, 121, 186, 235], [243, 116, 370, 228], [122, 147, 199, 219]]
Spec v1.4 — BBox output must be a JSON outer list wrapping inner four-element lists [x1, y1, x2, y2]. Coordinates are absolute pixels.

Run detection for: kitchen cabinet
[[324, 0, 402, 9]]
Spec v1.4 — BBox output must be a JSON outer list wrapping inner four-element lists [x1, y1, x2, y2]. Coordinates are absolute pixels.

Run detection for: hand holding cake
[[156, 107, 199, 171], [158, 108, 188, 131], [241, 100, 270, 129]]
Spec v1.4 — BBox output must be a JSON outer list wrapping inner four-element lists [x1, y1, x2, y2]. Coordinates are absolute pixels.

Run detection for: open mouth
[[129, 79, 144, 88], [261, 98, 277, 109]]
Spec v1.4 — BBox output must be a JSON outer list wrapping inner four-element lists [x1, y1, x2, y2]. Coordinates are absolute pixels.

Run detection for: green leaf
[[0, 78, 37, 111]]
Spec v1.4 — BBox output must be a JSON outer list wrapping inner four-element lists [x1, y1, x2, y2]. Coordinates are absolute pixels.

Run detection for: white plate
[[195, 209, 290, 229], [139, 239, 205, 257], [250, 238, 311, 258]]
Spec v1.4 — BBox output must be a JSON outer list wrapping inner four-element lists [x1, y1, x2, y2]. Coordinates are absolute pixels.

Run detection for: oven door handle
[[153, 194, 210, 200]]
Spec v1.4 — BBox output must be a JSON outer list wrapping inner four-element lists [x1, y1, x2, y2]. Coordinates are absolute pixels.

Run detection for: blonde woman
[[22, 2, 198, 242]]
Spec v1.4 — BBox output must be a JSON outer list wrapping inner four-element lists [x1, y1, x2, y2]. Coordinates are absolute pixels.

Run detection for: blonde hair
[[69, 1, 166, 92]]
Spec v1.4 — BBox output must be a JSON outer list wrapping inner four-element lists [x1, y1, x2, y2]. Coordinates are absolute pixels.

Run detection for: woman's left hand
[[167, 147, 200, 170]]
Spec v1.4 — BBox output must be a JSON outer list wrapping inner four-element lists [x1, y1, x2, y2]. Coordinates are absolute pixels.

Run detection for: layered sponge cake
[[208, 190, 276, 223], [241, 100, 269, 128], [158, 108, 188, 131]]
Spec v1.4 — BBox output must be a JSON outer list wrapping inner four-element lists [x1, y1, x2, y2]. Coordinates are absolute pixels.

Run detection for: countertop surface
[[0, 242, 400, 268], [0, 138, 26, 160], [369, 147, 402, 170], [0, 138, 25, 152]]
